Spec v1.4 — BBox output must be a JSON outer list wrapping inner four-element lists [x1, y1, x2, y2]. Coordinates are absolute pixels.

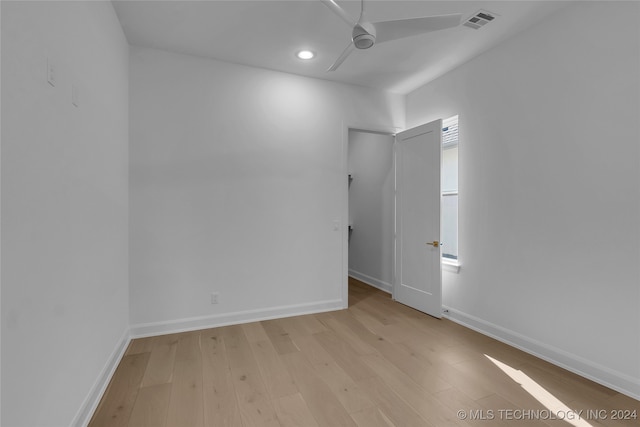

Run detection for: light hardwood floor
[[89, 278, 639, 427]]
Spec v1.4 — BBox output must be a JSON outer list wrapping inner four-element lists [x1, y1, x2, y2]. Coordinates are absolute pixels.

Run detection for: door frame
[[340, 121, 401, 307]]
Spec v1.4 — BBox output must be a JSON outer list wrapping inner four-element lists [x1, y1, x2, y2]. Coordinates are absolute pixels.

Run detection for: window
[[442, 116, 458, 262]]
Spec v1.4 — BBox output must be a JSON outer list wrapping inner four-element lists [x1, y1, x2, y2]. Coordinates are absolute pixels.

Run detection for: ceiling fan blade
[[374, 14, 462, 44], [320, 0, 357, 28], [327, 42, 355, 72]]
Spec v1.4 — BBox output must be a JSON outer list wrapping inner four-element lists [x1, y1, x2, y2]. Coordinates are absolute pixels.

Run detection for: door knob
[[426, 241, 441, 247]]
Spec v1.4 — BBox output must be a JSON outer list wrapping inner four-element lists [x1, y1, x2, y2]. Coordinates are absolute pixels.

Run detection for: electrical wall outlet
[[210, 292, 219, 305]]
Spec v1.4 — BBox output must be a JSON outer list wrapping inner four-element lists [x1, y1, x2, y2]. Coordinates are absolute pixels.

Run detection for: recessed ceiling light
[[296, 50, 315, 60]]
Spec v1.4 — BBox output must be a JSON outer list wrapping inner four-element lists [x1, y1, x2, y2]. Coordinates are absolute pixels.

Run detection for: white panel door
[[394, 120, 442, 318]]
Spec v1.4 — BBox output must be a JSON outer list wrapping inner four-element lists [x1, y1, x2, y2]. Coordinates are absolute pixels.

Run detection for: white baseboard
[[349, 269, 392, 294], [72, 328, 131, 427], [130, 299, 344, 338], [443, 305, 640, 400]]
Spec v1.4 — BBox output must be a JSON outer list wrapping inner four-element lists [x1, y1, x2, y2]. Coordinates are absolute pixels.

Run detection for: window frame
[[441, 116, 460, 271]]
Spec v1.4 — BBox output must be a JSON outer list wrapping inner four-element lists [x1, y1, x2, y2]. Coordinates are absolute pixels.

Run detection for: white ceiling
[[112, 0, 568, 94]]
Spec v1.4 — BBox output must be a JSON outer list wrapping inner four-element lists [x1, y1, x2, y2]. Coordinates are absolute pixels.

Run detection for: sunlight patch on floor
[[485, 354, 593, 427]]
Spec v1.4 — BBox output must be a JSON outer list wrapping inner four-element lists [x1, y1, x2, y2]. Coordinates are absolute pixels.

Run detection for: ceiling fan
[[321, 0, 462, 71]]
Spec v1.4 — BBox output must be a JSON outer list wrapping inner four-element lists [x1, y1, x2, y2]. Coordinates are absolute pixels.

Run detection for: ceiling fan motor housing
[[352, 23, 376, 49]]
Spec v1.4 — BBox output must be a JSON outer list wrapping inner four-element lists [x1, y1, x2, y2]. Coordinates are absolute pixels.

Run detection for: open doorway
[[347, 129, 395, 301]]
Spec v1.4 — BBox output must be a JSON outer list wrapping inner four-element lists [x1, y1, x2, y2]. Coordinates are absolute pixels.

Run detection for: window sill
[[442, 259, 461, 274]]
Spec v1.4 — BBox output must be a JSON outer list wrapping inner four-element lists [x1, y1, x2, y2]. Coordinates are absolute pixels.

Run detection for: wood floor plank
[[319, 311, 379, 356], [125, 336, 157, 356], [522, 358, 618, 403], [377, 320, 451, 354], [399, 339, 479, 367], [355, 376, 433, 427], [333, 310, 453, 394], [433, 387, 505, 427], [451, 356, 554, 412], [347, 304, 388, 332], [241, 321, 270, 343], [165, 332, 204, 427], [127, 383, 171, 427], [606, 392, 640, 411], [350, 407, 397, 427], [373, 338, 453, 394], [565, 392, 637, 427], [281, 351, 358, 427], [278, 324, 334, 367], [260, 319, 300, 355], [269, 315, 311, 340], [89, 352, 150, 427], [249, 339, 298, 399], [432, 359, 495, 401], [295, 314, 329, 335], [359, 353, 465, 427], [474, 393, 549, 427], [277, 312, 329, 336], [200, 328, 243, 427], [517, 361, 607, 406], [240, 316, 298, 401], [313, 330, 378, 381], [140, 335, 177, 387], [390, 304, 466, 346], [311, 354, 375, 414], [351, 297, 399, 326], [200, 328, 234, 394], [362, 348, 452, 395], [273, 393, 319, 427], [282, 322, 376, 413], [221, 325, 281, 427], [239, 311, 299, 401]]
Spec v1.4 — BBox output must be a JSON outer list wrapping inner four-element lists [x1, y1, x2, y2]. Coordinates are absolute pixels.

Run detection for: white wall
[[1, 2, 130, 426], [348, 130, 394, 292], [407, 1, 640, 397], [129, 47, 404, 333]]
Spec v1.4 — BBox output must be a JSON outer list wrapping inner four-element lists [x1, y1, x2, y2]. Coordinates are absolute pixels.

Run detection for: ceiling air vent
[[463, 10, 497, 30]]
